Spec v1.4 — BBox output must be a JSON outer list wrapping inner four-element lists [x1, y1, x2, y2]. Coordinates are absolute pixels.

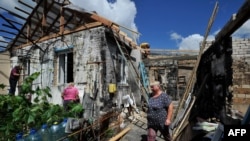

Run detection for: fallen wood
[[233, 87, 250, 94], [109, 126, 131, 141]]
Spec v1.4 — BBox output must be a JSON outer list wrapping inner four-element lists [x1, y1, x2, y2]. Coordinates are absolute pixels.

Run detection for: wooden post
[[60, 6, 64, 34], [109, 127, 131, 141]]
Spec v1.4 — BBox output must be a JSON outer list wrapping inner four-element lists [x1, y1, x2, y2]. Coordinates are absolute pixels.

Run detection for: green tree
[[0, 72, 84, 140]]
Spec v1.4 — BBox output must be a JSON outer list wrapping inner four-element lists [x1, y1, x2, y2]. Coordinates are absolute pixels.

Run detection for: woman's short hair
[[150, 81, 160, 86], [68, 82, 75, 86]]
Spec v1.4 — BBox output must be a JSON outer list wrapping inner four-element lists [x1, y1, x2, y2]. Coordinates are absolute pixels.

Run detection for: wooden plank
[[215, 0, 250, 42], [15, 22, 103, 49], [233, 88, 250, 94], [149, 67, 166, 70], [233, 97, 250, 103], [109, 127, 131, 141]]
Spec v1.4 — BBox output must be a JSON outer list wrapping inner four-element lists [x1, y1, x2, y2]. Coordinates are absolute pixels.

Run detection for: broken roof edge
[[14, 22, 103, 50], [12, 21, 145, 55], [89, 14, 145, 53], [110, 29, 146, 54], [63, 4, 144, 54], [9, 1, 145, 54]]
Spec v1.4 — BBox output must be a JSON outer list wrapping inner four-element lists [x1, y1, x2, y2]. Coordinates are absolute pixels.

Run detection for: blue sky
[[134, 0, 247, 49], [0, 0, 250, 50]]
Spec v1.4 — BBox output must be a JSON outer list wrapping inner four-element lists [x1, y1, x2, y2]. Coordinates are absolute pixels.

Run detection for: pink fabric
[[63, 86, 79, 100], [10, 67, 20, 80]]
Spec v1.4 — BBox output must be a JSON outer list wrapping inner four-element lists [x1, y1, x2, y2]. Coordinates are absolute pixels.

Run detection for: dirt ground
[[118, 111, 166, 141]]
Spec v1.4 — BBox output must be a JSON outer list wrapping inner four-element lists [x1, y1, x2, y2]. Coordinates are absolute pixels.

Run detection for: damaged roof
[[0, 0, 144, 53]]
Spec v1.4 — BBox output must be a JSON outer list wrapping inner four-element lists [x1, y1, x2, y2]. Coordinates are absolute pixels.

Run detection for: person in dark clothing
[[9, 65, 22, 95], [147, 81, 174, 141]]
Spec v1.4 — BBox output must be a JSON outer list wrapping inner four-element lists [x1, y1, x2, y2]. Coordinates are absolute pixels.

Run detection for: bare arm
[[13, 70, 23, 76], [165, 102, 174, 126], [13, 72, 20, 76], [76, 92, 79, 99], [61, 92, 64, 99], [75, 88, 80, 99]]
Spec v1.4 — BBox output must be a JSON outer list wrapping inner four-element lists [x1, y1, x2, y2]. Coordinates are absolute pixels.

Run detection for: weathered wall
[[0, 51, 10, 94], [204, 39, 250, 113], [189, 38, 250, 122], [146, 39, 250, 114], [190, 37, 233, 124], [11, 26, 143, 119], [231, 39, 250, 113], [145, 59, 178, 99], [177, 59, 196, 99]]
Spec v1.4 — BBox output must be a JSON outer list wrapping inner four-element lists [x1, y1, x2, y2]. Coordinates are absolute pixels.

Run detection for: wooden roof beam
[[90, 13, 117, 27], [15, 6, 30, 16], [2, 36, 13, 40], [18, 0, 34, 10], [0, 29, 17, 35], [60, 6, 65, 34], [30, 0, 55, 38], [0, 45, 8, 48], [0, 7, 26, 21], [215, 0, 250, 43], [4, 18, 23, 26], [8, 0, 43, 50], [15, 22, 102, 49], [42, 0, 48, 34]]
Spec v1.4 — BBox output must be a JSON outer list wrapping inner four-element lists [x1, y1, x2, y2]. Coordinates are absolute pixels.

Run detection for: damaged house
[[170, 1, 250, 140], [0, 0, 149, 134]]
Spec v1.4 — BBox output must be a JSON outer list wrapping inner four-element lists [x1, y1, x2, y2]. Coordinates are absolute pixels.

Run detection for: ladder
[[113, 34, 149, 104]]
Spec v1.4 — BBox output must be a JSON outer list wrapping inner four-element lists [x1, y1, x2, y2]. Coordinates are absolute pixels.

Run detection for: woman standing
[[147, 81, 173, 141], [61, 82, 79, 111]]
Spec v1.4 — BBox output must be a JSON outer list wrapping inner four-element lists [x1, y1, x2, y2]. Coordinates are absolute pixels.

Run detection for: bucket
[[108, 83, 116, 93]]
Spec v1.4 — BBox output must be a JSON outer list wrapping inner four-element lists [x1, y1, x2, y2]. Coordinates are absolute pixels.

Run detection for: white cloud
[[70, 0, 138, 38], [233, 20, 250, 38], [1, 0, 249, 52], [173, 19, 250, 51], [0, 0, 138, 50], [170, 32, 182, 40], [0, 36, 6, 45], [170, 32, 204, 50], [0, 0, 19, 13], [178, 34, 204, 50]]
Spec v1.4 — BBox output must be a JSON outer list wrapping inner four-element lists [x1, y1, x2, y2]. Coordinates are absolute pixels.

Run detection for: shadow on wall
[[49, 86, 65, 105], [0, 71, 10, 94]]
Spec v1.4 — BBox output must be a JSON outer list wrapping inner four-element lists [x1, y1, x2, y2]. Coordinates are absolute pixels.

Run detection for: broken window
[[19, 57, 30, 76], [57, 51, 73, 84]]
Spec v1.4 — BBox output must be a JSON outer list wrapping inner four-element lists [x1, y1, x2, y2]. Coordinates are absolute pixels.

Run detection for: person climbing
[[9, 65, 23, 95]]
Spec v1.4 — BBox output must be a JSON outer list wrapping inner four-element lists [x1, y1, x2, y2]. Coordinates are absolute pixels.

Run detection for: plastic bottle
[[50, 122, 61, 141], [38, 124, 51, 141], [15, 132, 25, 141], [59, 118, 69, 141], [26, 129, 42, 141]]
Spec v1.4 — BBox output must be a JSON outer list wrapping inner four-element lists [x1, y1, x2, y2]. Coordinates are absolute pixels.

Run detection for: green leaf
[[0, 72, 69, 139], [12, 107, 22, 117], [30, 105, 41, 113], [27, 113, 35, 124], [34, 97, 39, 103]]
